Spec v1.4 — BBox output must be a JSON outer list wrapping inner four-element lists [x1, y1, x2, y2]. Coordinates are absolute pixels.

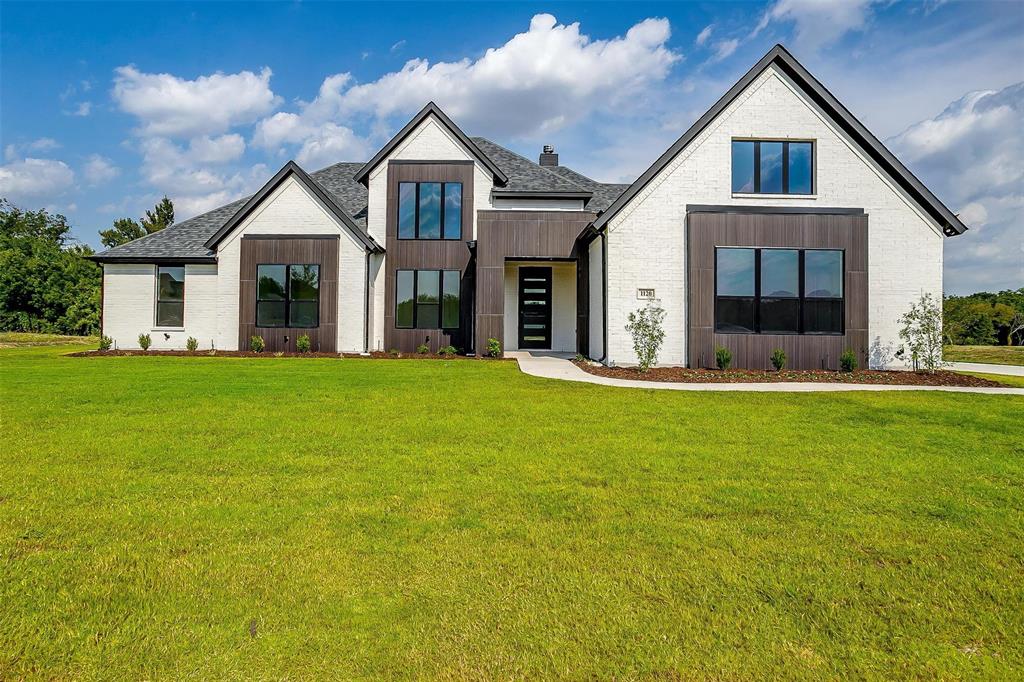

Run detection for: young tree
[[898, 293, 946, 373], [625, 305, 666, 372], [98, 196, 175, 247]]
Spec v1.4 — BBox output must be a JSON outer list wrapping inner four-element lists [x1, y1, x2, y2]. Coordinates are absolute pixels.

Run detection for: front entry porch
[[502, 261, 577, 353]]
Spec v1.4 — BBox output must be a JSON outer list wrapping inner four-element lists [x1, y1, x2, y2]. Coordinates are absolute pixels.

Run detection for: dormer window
[[732, 140, 813, 195], [397, 181, 462, 240]]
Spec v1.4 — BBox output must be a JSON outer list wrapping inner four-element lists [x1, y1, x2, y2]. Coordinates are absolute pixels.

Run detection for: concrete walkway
[[507, 351, 1024, 395], [947, 361, 1024, 377]]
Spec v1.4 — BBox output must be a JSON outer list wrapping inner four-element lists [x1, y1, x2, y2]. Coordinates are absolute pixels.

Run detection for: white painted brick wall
[[588, 238, 604, 360], [604, 65, 943, 368], [365, 114, 496, 351], [102, 263, 218, 349]]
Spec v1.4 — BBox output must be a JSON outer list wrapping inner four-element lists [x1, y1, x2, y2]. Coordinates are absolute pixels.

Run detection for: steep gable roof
[[592, 44, 968, 237], [92, 161, 380, 262], [353, 102, 508, 187]]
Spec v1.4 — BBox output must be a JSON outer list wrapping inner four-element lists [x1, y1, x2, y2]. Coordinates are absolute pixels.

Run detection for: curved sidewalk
[[508, 352, 1024, 395], [947, 361, 1024, 377]]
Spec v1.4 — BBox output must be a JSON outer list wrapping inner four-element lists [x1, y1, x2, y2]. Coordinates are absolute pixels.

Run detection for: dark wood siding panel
[[238, 236, 339, 352], [474, 210, 595, 354], [383, 161, 474, 353], [687, 211, 868, 370]]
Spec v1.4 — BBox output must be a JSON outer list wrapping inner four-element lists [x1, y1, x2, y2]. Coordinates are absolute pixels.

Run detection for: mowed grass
[[1, 346, 1022, 680], [0, 332, 97, 348], [944, 344, 1024, 366]]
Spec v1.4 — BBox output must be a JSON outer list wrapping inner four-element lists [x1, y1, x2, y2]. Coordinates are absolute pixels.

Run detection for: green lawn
[[944, 344, 1024, 366], [0, 332, 97, 347], [2, 346, 1022, 679]]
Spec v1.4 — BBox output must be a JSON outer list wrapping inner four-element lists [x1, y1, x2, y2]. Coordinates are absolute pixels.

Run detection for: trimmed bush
[[98, 335, 112, 351], [138, 333, 151, 351], [250, 335, 265, 353], [387, 348, 401, 358], [186, 336, 199, 351], [770, 348, 786, 371], [715, 346, 732, 370], [439, 345, 457, 357], [840, 348, 858, 372], [416, 343, 430, 354], [487, 337, 501, 358], [296, 334, 311, 353]]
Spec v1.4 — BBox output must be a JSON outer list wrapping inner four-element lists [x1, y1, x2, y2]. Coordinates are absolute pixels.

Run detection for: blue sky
[[1, 1, 1021, 293]]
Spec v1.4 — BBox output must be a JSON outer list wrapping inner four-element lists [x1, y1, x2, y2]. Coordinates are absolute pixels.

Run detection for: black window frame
[[397, 181, 463, 240], [255, 263, 321, 329], [714, 247, 844, 336], [731, 139, 815, 195], [155, 265, 185, 329], [395, 268, 461, 329]]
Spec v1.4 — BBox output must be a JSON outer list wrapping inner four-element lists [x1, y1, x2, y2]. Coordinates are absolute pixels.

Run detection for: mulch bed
[[66, 349, 509, 361], [573, 361, 1006, 387]]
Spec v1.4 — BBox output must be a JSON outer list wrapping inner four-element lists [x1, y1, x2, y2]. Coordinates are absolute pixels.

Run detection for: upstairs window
[[731, 140, 814, 194], [396, 269, 461, 329], [715, 247, 843, 335], [256, 264, 320, 328], [398, 182, 462, 240], [156, 265, 185, 327]]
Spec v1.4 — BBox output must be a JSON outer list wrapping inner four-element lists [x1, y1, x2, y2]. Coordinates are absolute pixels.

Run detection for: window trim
[[714, 247, 844, 336], [154, 264, 185, 330], [255, 263, 321, 329], [396, 181, 463, 240], [395, 268, 461, 329], [731, 139, 815, 195]]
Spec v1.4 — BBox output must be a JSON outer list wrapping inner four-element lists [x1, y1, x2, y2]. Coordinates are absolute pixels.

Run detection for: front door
[[518, 266, 552, 349]]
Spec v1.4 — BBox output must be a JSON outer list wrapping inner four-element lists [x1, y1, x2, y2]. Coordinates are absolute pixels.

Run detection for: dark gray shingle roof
[[94, 162, 370, 262], [471, 137, 587, 193], [543, 165, 629, 212]]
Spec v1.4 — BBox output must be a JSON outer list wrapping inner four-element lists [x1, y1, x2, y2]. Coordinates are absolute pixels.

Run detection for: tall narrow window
[[395, 269, 461, 329], [715, 248, 843, 335], [255, 264, 319, 328], [731, 140, 814, 194], [156, 265, 185, 327], [396, 182, 463, 239]]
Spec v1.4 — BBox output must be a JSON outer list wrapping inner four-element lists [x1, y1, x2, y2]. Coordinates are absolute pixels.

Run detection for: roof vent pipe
[[539, 145, 559, 167]]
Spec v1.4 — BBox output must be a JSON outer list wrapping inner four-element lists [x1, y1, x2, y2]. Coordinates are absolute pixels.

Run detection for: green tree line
[[0, 197, 174, 336], [944, 289, 1024, 346]]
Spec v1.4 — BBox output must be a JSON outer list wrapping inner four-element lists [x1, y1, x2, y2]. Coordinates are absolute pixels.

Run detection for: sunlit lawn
[[944, 344, 1024, 366], [2, 345, 1022, 679]]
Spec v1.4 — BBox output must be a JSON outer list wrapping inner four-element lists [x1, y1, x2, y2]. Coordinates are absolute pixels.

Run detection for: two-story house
[[92, 45, 967, 369]]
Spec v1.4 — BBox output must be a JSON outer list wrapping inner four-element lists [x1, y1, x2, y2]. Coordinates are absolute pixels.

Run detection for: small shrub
[[574, 353, 586, 362], [98, 335, 112, 351], [207, 349, 217, 356], [840, 348, 858, 372], [439, 345, 457, 358], [138, 333, 151, 351], [250, 335, 265, 353], [715, 346, 732, 370], [296, 334, 311, 353], [416, 343, 430, 355], [487, 337, 501, 358], [770, 348, 786, 371], [387, 348, 401, 358], [898, 293, 946, 372], [625, 305, 666, 372], [273, 351, 284, 357], [186, 336, 199, 351]]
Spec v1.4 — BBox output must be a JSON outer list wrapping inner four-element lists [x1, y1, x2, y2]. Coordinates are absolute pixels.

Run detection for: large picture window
[[732, 140, 814, 194], [715, 247, 843, 335], [398, 182, 462, 240], [256, 264, 320, 328], [156, 265, 185, 327], [395, 269, 460, 329]]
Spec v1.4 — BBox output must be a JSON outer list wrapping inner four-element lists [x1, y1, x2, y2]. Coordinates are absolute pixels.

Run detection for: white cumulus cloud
[[113, 65, 279, 137], [0, 158, 76, 205], [754, 0, 876, 52], [83, 154, 120, 185], [889, 82, 1024, 292]]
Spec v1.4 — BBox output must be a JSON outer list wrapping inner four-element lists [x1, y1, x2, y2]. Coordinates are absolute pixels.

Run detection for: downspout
[[363, 250, 371, 353], [601, 231, 608, 364]]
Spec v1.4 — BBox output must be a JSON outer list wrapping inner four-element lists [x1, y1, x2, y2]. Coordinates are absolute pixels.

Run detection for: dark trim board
[[594, 44, 967, 237], [242, 234, 341, 241], [91, 256, 217, 264], [687, 205, 865, 216], [492, 190, 593, 205], [687, 210, 868, 370]]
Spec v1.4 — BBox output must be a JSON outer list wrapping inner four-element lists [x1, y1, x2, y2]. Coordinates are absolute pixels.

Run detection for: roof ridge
[[471, 136, 591, 192]]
